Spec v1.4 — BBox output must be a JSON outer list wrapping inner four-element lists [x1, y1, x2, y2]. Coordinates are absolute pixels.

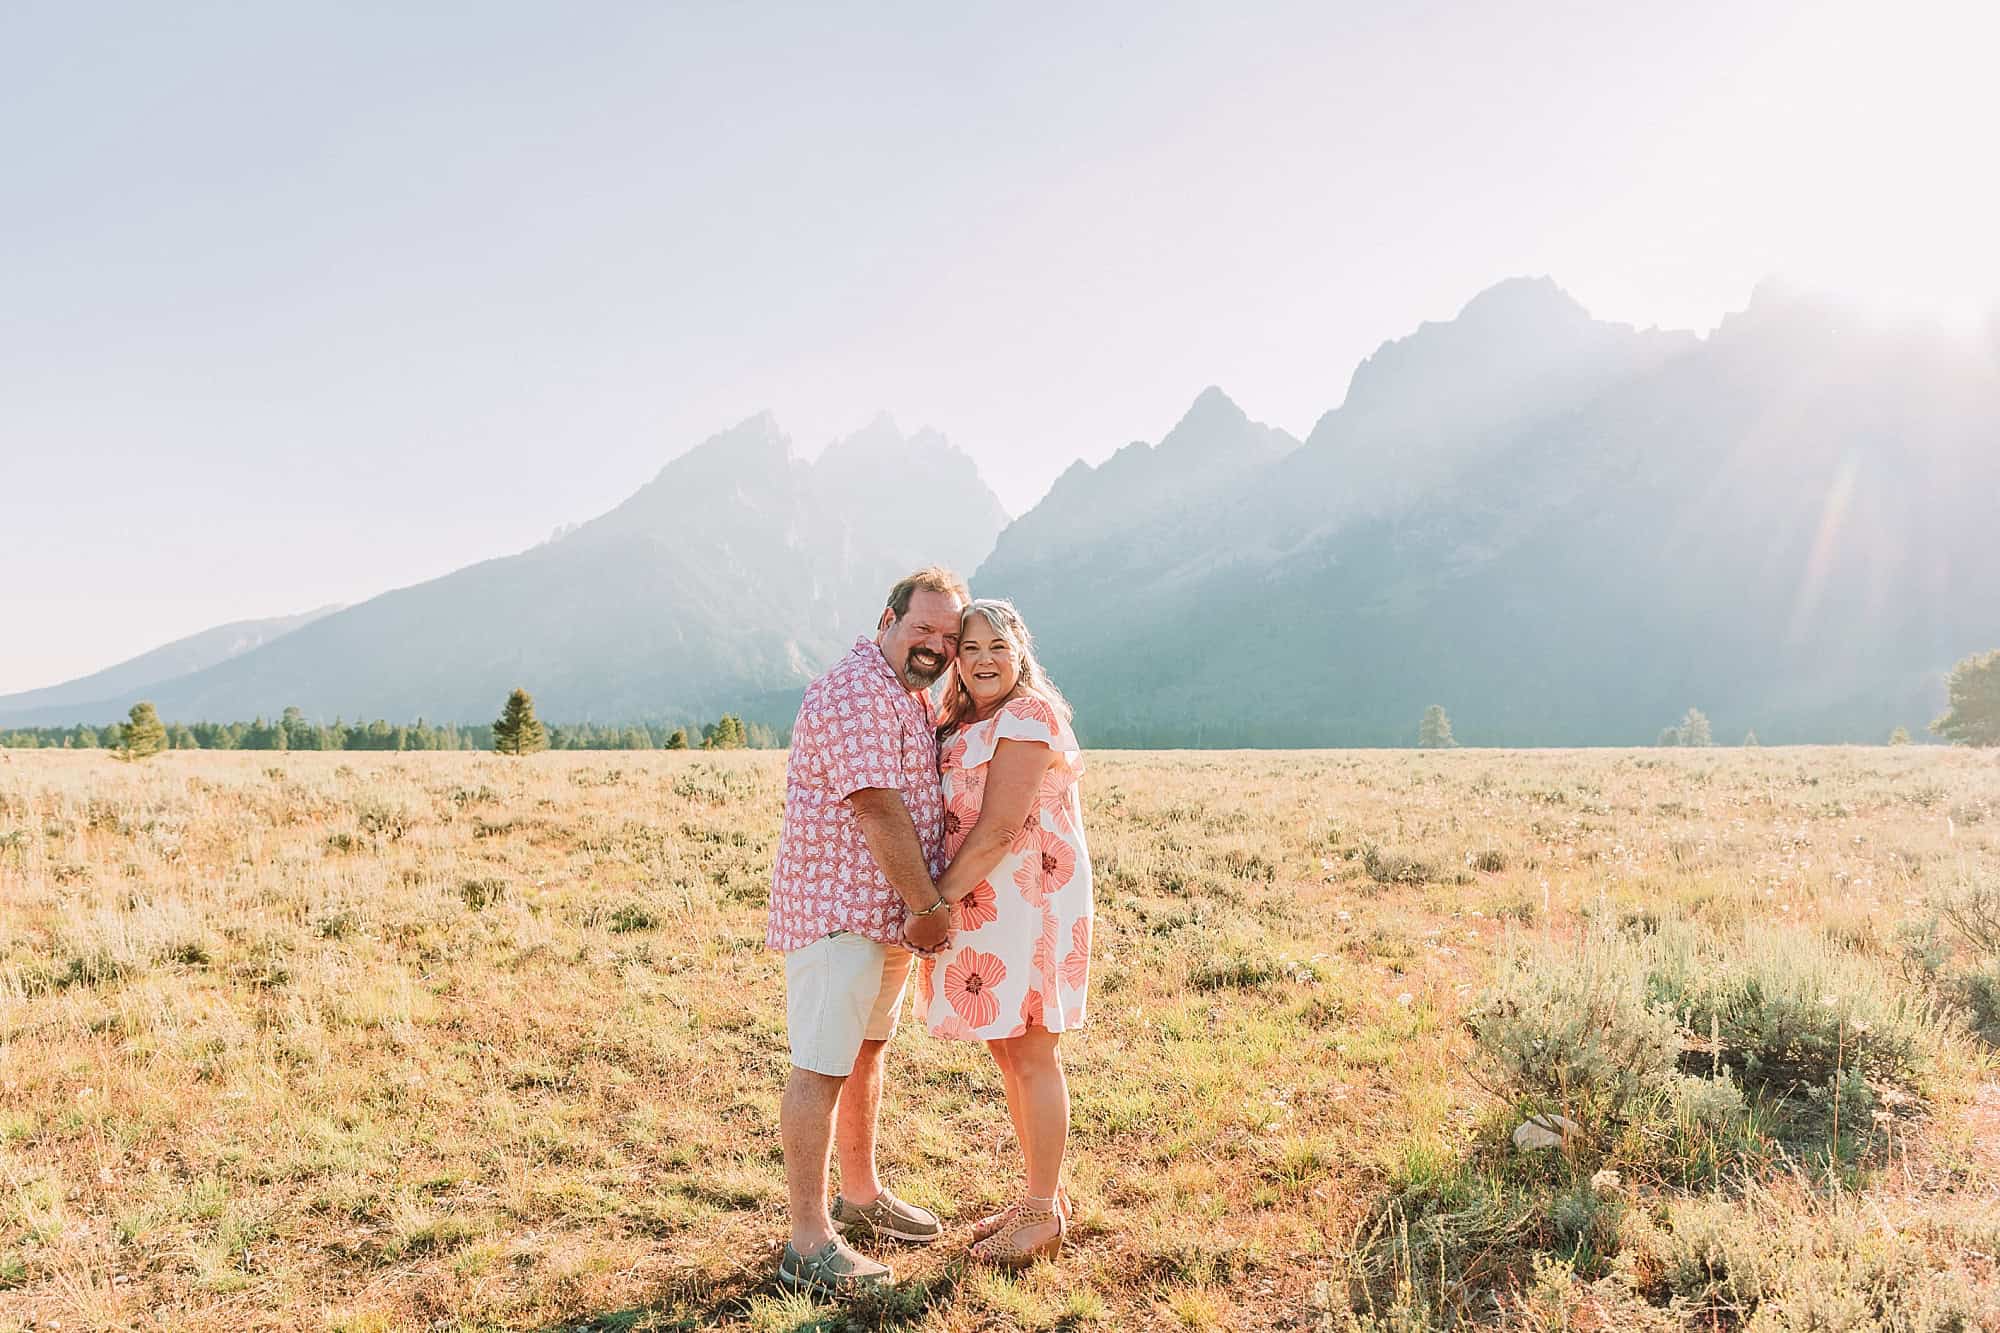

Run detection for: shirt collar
[[851, 636, 899, 684], [851, 636, 936, 719]]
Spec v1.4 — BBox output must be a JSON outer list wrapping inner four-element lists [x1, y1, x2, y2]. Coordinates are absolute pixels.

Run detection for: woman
[[914, 598, 1093, 1267]]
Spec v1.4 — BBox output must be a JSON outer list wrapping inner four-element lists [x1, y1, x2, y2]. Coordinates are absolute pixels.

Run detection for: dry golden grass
[[1, 746, 1995, 1330]]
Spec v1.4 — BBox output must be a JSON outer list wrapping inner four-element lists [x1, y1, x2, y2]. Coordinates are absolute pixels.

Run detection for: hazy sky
[[5, 0, 1996, 693]]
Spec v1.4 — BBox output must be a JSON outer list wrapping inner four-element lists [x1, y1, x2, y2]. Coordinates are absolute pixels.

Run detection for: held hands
[[903, 895, 952, 956]]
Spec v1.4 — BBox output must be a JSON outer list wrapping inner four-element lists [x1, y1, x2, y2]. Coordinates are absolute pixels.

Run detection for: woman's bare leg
[[985, 1027, 1066, 1248], [985, 1038, 1031, 1174]]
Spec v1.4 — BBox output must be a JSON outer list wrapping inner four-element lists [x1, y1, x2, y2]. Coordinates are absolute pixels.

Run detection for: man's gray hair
[[884, 566, 970, 621]]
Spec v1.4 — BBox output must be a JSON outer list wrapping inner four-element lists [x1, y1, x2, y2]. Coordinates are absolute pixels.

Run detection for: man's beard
[[902, 650, 946, 689]]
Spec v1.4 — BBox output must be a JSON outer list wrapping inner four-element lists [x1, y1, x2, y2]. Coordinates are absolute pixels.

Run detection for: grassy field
[[1, 746, 1996, 1331]]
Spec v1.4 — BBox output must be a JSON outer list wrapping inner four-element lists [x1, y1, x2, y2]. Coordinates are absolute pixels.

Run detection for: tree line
[[7, 650, 1995, 754], [0, 701, 783, 754]]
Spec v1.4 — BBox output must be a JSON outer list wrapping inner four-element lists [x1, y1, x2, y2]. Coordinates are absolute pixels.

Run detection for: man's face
[[877, 588, 963, 690]]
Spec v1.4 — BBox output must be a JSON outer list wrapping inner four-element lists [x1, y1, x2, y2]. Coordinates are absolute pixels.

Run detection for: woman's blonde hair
[[936, 598, 1072, 732]]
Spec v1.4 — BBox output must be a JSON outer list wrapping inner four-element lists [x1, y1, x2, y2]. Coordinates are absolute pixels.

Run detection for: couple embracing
[[766, 567, 1094, 1294]]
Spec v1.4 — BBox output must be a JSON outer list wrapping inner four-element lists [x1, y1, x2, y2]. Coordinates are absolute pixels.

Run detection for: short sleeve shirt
[[767, 638, 947, 951]]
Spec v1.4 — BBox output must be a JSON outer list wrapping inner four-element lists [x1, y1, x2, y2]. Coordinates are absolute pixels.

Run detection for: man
[[768, 566, 968, 1294]]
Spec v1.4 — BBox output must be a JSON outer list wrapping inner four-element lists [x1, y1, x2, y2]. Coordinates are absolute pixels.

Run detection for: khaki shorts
[[784, 932, 913, 1076]]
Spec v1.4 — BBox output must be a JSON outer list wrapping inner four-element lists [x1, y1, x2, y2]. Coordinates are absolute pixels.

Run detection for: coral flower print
[[1031, 910, 1057, 983], [944, 788, 982, 857], [921, 692, 1094, 1042], [931, 1013, 980, 1042], [1012, 827, 1075, 904], [943, 948, 1007, 1029], [1006, 695, 1060, 732], [1037, 769, 1077, 833], [954, 878, 999, 932], [1062, 917, 1092, 991]]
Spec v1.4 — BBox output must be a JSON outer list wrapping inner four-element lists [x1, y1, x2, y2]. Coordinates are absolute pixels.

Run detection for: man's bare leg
[[834, 1037, 889, 1205], [781, 1065, 846, 1251]]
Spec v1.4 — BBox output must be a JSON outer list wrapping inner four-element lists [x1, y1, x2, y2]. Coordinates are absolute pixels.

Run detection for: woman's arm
[[938, 738, 1055, 903]]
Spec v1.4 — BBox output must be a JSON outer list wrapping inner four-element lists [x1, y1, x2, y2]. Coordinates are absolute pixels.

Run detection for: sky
[[4, 0, 1997, 694]]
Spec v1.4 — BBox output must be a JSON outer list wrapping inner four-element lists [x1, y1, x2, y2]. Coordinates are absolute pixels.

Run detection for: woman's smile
[[956, 615, 1020, 712]]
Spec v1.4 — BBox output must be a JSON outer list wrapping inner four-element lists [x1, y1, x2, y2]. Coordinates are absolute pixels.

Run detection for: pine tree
[[664, 727, 689, 750], [1931, 650, 2000, 746], [1661, 708, 1714, 747], [118, 702, 168, 761], [492, 688, 548, 756], [1416, 704, 1457, 749], [1889, 726, 1911, 746], [701, 714, 747, 750], [1743, 730, 1759, 747], [1680, 708, 1713, 747]]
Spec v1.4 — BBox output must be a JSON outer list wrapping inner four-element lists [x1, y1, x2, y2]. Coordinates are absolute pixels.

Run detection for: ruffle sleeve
[[957, 694, 1084, 779]]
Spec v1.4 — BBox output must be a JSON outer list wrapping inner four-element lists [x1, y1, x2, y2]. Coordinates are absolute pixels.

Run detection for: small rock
[[1512, 1114, 1582, 1150]]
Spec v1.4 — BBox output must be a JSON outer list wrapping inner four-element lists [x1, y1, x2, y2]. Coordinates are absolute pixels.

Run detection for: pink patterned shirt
[[767, 637, 946, 952]]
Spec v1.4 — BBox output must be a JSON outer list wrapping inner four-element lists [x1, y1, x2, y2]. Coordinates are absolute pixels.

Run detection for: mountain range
[[9, 277, 1997, 744], [1, 415, 1005, 729]]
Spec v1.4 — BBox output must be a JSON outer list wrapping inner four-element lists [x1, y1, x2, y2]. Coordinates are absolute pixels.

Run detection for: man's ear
[[877, 608, 896, 635]]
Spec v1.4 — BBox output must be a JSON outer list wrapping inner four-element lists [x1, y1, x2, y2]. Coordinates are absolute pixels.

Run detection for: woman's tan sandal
[[968, 1201, 1064, 1269], [970, 1186, 1070, 1244]]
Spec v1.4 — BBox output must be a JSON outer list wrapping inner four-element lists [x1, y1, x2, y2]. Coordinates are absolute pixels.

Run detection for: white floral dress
[[917, 695, 1093, 1040]]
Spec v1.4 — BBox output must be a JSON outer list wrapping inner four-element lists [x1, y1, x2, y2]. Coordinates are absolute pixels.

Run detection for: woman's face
[[956, 613, 1020, 713]]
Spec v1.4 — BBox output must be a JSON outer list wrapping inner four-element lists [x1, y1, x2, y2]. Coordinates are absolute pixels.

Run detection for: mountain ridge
[[14, 275, 1996, 745], [7, 415, 1006, 728], [0, 606, 342, 722], [989, 279, 2000, 746]]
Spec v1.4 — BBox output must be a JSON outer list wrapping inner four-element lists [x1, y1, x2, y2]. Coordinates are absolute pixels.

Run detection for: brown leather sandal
[[971, 1186, 1070, 1243], [969, 1200, 1064, 1269]]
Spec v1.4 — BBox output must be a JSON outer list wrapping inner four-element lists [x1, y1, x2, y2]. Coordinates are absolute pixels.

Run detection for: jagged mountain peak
[[1159, 386, 1249, 449], [1454, 275, 1590, 328], [822, 410, 905, 452], [1154, 386, 1297, 461], [639, 411, 796, 482], [976, 388, 1294, 585], [817, 412, 969, 468]]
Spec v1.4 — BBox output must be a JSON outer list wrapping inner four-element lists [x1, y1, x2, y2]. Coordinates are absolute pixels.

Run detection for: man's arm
[[848, 786, 949, 952], [847, 787, 942, 911]]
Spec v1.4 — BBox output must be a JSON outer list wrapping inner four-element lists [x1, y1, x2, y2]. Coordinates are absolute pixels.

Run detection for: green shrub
[[1640, 1186, 1998, 1329], [1935, 878, 2000, 958], [1621, 1071, 1757, 1188], [350, 796, 412, 841], [459, 877, 506, 911], [1363, 844, 1440, 886], [605, 903, 659, 933], [1467, 928, 1681, 1133], [1648, 923, 1939, 1095]]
